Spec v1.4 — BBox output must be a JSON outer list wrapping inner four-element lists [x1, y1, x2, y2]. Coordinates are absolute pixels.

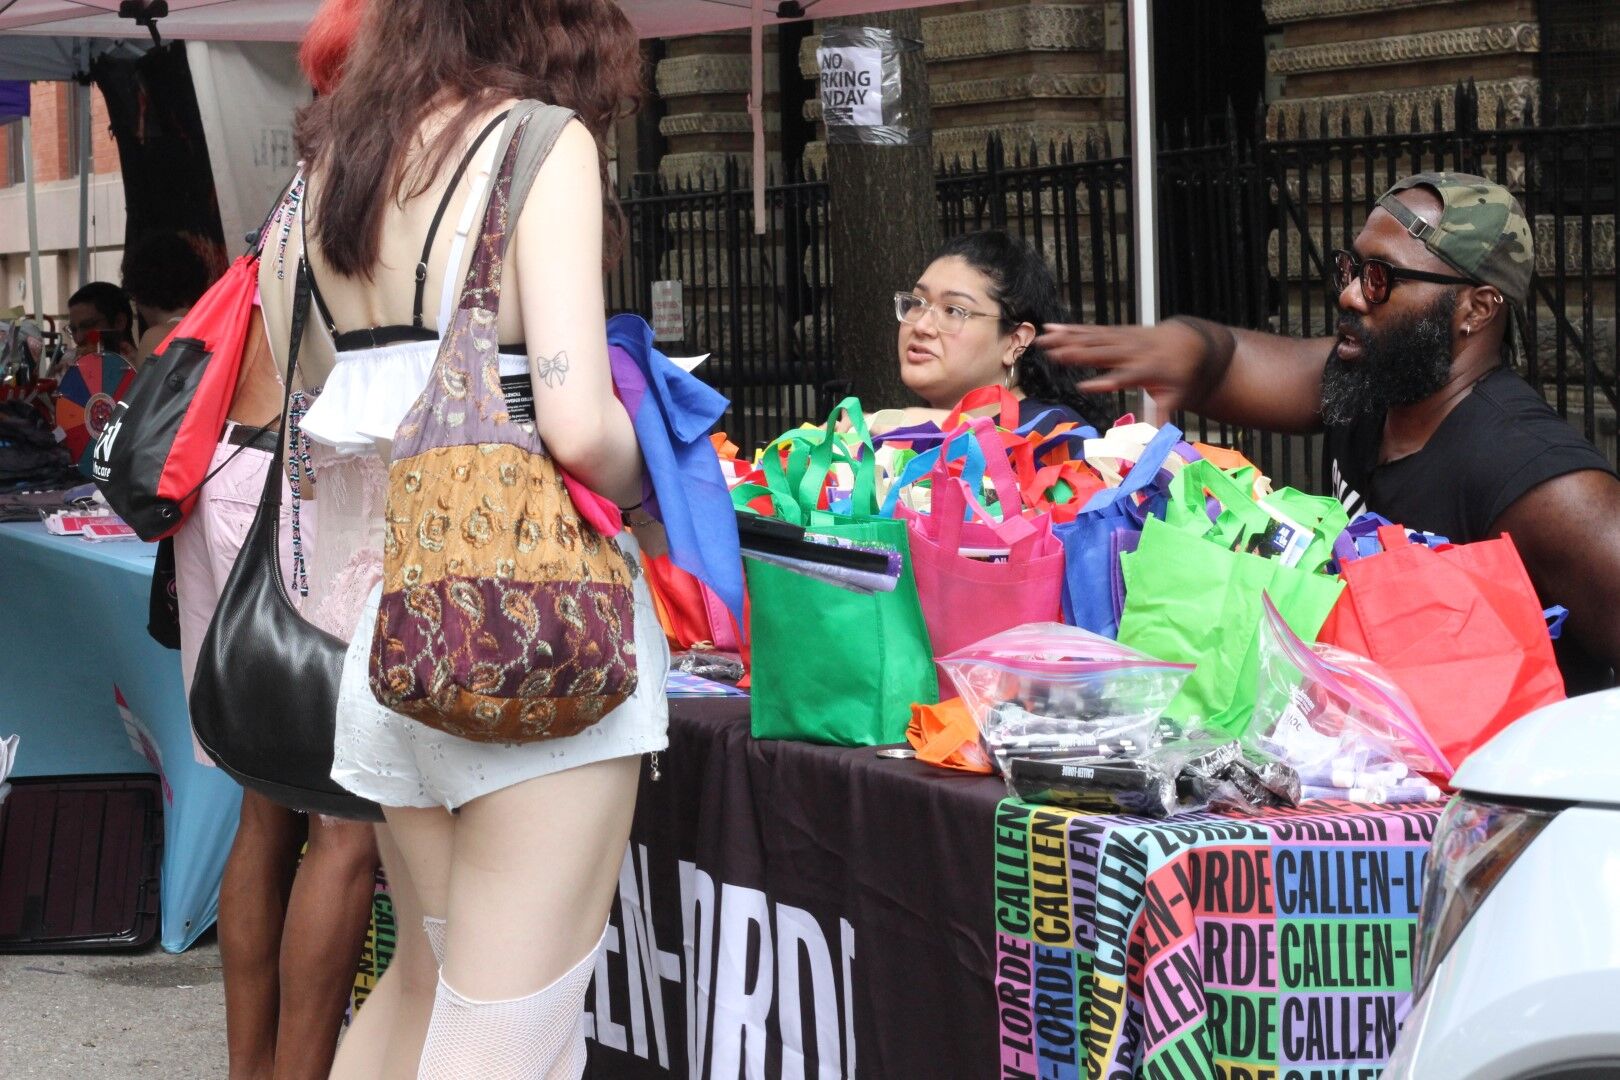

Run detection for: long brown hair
[[295, 0, 642, 278]]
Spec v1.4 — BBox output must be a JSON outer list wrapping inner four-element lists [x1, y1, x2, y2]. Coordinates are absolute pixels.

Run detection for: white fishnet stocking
[[416, 927, 603, 1079], [423, 916, 448, 965]]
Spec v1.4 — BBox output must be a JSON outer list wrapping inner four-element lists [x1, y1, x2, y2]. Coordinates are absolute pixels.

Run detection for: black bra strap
[[302, 110, 512, 343], [412, 111, 509, 329]]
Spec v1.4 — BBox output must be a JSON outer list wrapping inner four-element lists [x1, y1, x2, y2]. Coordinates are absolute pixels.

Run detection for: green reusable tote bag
[[1117, 516, 1344, 735], [1164, 459, 1349, 575], [739, 402, 938, 746]]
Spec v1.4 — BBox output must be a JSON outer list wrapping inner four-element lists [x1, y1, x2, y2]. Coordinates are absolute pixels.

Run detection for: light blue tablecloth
[[0, 521, 241, 951]]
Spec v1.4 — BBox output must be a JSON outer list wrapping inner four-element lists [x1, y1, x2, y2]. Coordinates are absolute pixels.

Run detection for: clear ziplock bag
[[1250, 594, 1453, 802], [940, 623, 1193, 774]]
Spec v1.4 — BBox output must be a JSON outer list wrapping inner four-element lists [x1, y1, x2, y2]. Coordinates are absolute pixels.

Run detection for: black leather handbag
[[190, 263, 382, 821]]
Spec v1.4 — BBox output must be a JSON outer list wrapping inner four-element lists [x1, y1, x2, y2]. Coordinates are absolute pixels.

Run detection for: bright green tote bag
[[738, 401, 938, 746], [1164, 459, 1349, 575], [1117, 516, 1344, 735]]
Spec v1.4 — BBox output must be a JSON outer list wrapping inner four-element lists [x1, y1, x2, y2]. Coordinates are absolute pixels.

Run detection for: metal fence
[[612, 84, 1620, 487], [607, 164, 833, 454], [1164, 84, 1620, 489]]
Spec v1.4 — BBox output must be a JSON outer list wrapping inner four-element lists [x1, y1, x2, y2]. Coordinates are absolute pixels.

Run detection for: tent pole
[[21, 116, 43, 323], [748, 0, 765, 235], [1126, 0, 1159, 423], [77, 79, 91, 288]]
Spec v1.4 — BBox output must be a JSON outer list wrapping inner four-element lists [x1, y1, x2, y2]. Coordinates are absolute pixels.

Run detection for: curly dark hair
[[931, 230, 1108, 428], [120, 232, 213, 313]]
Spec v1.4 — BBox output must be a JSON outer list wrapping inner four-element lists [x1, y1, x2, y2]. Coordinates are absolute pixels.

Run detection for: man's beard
[[1320, 292, 1457, 425]]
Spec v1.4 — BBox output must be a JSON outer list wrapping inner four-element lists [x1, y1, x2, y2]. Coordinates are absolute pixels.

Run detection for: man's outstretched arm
[[1036, 317, 1336, 435]]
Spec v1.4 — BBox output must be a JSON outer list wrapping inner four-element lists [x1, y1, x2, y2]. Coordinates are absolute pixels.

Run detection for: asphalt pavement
[[0, 936, 227, 1077]]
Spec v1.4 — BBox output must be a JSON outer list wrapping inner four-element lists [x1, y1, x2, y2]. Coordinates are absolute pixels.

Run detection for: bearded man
[[1036, 172, 1620, 693]]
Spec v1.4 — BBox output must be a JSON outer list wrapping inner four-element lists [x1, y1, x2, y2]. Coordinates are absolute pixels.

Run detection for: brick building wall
[[0, 82, 119, 185], [0, 81, 128, 319]]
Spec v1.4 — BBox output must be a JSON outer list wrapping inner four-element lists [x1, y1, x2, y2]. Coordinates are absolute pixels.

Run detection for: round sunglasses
[[1331, 248, 1477, 305]]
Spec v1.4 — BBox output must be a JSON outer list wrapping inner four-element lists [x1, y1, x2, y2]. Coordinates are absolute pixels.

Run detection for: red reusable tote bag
[[901, 419, 1065, 696], [1318, 526, 1565, 770], [641, 551, 745, 653]]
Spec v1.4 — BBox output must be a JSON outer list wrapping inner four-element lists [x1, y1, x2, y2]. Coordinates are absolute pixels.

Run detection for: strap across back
[[302, 110, 512, 352]]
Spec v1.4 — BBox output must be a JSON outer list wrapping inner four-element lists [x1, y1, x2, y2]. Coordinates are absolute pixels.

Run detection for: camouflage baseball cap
[[1376, 172, 1533, 313]]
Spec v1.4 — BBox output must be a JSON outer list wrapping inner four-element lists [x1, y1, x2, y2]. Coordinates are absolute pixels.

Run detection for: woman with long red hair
[[298, 0, 362, 95], [263, 1, 657, 1074]]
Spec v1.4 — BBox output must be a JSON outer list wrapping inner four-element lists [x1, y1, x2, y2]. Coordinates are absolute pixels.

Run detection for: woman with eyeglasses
[[873, 230, 1106, 435]]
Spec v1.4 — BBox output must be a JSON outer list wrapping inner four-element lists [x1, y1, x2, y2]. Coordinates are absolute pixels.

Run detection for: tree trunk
[[826, 11, 939, 412]]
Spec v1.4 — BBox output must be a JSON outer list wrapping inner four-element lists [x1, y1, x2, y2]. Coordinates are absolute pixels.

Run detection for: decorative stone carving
[[659, 150, 782, 188], [664, 205, 798, 234], [1266, 77, 1538, 137], [798, 34, 819, 80], [656, 54, 778, 99], [1262, 0, 1460, 25], [1530, 321, 1617, 385], [803, 72, 1117, 122], [1533, 214, 1617, 276], [1271, 159, 1530, 206], [1264, 214, 1614, 279], [931, 73, 1117, 109], [793, 312, 835, 355], [1542, 25, 1620, 52], [660, 112, 780, 138], [1269, 23, 1539, 76], [685, 302, 791, 360], [799, 5, 1105, 73], [803, 141, 827, 175], [924, 5, 1107, 61]]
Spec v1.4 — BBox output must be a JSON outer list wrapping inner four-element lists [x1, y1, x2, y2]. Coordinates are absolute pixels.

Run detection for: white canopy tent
[[0, 1, 955, 41], [0, 0, 1159, 334]]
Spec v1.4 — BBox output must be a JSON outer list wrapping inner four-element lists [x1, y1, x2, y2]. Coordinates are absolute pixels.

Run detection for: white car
[[1385, 689, 1620, 1079]]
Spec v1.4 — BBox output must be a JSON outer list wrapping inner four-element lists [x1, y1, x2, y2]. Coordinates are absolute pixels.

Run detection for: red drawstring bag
[[1318, 526, 1565, 770], [91, 251, 263, 539]]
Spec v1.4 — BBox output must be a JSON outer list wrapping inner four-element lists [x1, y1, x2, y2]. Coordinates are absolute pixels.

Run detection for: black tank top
[[1325, 366, 1616, 693]]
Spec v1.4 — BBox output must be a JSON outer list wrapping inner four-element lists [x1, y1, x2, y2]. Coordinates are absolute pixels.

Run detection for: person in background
[[175, 305, 381, 1080], [869, 229, 1108, 436], [65, 281, 137, 362], [173, 4, 381, 1077], [120, 232, 214, 363], [1037, 172, 1620, 693]]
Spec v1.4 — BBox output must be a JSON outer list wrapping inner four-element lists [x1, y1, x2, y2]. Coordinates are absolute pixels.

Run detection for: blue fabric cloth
[[0, 82, 29, 124], [0, 523, 242, 952], [606, 314, 744, 624], [1056, 423, 1181, 636]]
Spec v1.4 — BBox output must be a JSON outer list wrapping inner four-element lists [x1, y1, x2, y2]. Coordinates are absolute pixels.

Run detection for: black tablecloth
[[587, 697, 1003, 1078]]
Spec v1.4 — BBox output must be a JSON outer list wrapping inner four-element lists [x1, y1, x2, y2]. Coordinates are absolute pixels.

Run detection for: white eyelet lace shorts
[[329, 535, 670, 811]]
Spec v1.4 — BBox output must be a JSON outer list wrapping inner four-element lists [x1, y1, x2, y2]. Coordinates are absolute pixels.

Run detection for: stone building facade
[[799, 1, 1128, 173], [1264, 0, 1541, 136], [642, 2, 1130, 187]]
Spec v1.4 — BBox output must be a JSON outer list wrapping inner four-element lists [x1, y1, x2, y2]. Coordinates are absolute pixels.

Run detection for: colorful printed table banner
[[993, 799, 1443, 1080]]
